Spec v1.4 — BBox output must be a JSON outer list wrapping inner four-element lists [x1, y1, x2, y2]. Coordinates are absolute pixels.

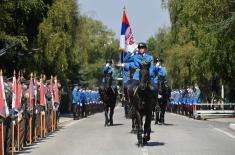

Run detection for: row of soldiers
[[72, 87, 103, 120], [170, 86, 201, 105], [0, 70, 60, 155], [168, 86, 201, 116]]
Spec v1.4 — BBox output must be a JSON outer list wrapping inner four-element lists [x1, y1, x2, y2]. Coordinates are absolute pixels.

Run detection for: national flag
[[0, 70, 9, 118], [54, 76, 59, 103], [119, 7, 137, 55], [50, 76, 55, 108], [34, 76, 38, 107], [15, 75, 22, 111], [29, 76, 34, 110], [12, 73, 17, 109], [40, 77, 45, 106]]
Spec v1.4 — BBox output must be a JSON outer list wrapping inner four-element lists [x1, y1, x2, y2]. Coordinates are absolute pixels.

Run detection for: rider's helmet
[[155, 57, 163, 63], [106, 59, 112, 64], [138, 42, 147, 49]]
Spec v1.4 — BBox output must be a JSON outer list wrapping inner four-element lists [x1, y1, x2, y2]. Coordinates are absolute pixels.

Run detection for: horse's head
[[158, 76, 171, 99], [104, 73, 112, 88], [139, 62, 151, 91]]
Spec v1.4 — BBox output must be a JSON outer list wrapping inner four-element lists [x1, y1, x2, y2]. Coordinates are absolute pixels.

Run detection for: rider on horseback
[[151, 58, 168, 86], [150, 58, 170, 124], [103, 59, 115, 80], [125, 42, 154, 91], [124, 42, 155, 146]]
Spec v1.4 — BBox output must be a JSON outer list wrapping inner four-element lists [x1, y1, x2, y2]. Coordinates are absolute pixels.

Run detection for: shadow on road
[[15, 146, 39, 154], [146, 141, 165, 147], [110, 123, 124, 126], [155, 123, 174, 126]]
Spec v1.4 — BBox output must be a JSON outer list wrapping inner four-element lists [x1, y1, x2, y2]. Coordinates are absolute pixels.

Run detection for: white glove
[[106, 63, 110, 67], [156, 62, 160, 67]]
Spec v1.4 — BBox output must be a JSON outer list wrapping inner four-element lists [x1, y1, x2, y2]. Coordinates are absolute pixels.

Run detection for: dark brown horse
[[155, 76, 171, 125], [128, 63, 154, 146], [99, 73, 117, 126]]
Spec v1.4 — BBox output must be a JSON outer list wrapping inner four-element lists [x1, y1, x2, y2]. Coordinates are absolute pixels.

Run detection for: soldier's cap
[[138, 42, 147, 49], [155, 57, 163, 63], [106, 59, 112, 64]]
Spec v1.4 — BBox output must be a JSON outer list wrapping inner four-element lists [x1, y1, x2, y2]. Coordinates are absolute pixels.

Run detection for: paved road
[[21, 104, 235, 155]]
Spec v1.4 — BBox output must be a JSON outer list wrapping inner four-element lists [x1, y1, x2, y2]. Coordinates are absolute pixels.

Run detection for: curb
[[229, 123, 235, 131]]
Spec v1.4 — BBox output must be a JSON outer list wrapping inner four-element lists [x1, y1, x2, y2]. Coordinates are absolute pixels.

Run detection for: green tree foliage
[[0, 0, 51, 74], [0, 0, 119, 88], [75, 16, 119, 87], [149, 0, 235, 101]]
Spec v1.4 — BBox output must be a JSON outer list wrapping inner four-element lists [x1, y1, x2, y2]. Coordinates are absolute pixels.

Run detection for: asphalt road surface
[[20, 104, 235, 155]]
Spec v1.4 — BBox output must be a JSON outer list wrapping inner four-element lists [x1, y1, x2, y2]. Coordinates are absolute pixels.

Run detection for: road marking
[[64, 118, 87, 127], [209, 125, 235, 139], [65, 121, 78, 127], [141, 147, 149, 155]]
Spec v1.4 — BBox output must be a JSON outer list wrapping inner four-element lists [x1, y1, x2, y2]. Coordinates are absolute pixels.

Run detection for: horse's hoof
[[130, 129, 135, 133], [138, 143, 143, 147], [143, 138, 147, 145]]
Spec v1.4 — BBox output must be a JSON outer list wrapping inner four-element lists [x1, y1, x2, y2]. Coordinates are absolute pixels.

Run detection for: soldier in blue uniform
[[150, 58, 168, 86], [124, 42, 154, 93], [103, 59, 115, 83], [72, 86, 79, 120]]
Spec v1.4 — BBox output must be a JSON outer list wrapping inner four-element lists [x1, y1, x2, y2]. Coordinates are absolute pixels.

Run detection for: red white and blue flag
[[12, 73, 17, 110], [15, 75, 22, 111], [40, 77, 46, 107], [120, 7, 137, 54], [54, 77, 59, 103], [0, 71, 9, 118], [29, 77, 34, 110]]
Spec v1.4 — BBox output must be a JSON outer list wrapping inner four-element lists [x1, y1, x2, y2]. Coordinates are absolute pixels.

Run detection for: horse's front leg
[[109, 104, 115, 126], [104, 104, 109, 126], [143, 98, 153, 145], [155, 103, 160, 124], [160, 100, 166, 124], [136, 111, 143, 147]]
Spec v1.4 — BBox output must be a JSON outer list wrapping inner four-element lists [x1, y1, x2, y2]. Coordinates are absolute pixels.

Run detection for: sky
[[77, 0, 171, 42]]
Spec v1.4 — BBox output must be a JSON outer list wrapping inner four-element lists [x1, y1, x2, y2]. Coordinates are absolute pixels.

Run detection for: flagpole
[[51, 76, 54, 132], [11, 122, 14, 155], [121, 50, 125, 103], [12, 70, 15, 154], [2, 121, 4, 155], [30, 73, 33, 144], [34, 73, 37, 141]]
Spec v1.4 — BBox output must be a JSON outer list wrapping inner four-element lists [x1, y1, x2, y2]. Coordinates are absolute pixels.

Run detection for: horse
[[99, 73, 117, 126], [128, 63, 154, 146], [155, 76, 171, 125]]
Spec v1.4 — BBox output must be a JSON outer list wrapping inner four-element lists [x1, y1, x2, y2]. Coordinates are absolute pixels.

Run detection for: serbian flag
[[15, 76, 22, 110], [34, 77, 38, 100], [50, 77, 55, 108], [12, 73, 17, 109], [119, 7, 137, 57], [54, 77, 59, 103], [0, 71, 9, 118], [40, 78, 45, 106], [29, 78, 34, 110]]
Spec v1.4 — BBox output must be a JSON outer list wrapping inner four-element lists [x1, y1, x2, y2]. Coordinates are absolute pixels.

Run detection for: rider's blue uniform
[[150, 65, 168, 85], [118, 51, 136, 85], [125, 52, 154, 81]]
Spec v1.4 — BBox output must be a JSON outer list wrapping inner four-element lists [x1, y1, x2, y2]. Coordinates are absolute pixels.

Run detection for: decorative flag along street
[[29, 76, 35, 110], [12, 72, 17, 110], [0, 70, 9, 118], [54, 76, 59, 103], [15, 74, 22, 111], [40, 77, 45, 107], [119, 7, 137, 63]]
